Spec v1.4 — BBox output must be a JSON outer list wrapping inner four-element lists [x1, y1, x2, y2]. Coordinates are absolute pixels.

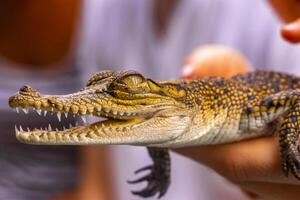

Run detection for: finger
[[281, 18, 300, 44], [268, 0, 300, 22], [239, 181, 300, 200], [173, 136, 300, 185], [182, 45, 250, 79]]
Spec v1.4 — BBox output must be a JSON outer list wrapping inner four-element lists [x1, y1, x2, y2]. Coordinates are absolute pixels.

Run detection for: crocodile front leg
[[243, 90, 300, 179], [128, 147, 170, 198], [279, 104, 300, 179]]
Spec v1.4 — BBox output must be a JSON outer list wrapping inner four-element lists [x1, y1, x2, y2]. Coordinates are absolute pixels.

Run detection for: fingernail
[[283, 22, 299, 31], [182, 64, 194, 78]]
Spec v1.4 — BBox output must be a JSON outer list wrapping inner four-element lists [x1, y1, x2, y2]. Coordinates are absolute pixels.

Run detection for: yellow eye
[[121, 75, 144, 85]]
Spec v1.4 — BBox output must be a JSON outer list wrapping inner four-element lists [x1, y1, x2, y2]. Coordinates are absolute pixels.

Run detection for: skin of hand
[[268, 0, 300, 43], [175, 45, 300, 200]]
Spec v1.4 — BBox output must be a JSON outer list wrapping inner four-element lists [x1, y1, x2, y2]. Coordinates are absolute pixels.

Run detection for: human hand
[[182, 45, 250, 78], [268, 0, 300, 43], [175, 45, 300, 200]]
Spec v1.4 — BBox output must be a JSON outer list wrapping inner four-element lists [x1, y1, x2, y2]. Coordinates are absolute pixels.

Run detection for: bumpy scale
[[8, 70, 300, 198]]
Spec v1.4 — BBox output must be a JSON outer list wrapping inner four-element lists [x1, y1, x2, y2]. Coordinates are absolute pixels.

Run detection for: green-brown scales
[[8, 70, 300, 198]]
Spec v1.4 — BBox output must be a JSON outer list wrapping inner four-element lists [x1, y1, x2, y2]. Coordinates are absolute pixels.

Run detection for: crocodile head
[[8, 70, 194, 146]]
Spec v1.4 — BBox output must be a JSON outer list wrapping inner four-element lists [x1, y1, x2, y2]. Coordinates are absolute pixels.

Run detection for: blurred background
[[1, 0, 300, 200]]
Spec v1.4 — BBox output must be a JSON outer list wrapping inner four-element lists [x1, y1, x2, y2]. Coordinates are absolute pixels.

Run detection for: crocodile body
[[8, 70, 300, 198]]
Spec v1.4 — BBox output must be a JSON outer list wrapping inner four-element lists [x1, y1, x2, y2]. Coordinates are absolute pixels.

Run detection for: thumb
[[281, 18, 300, 44], [182, 45, 251, 79]]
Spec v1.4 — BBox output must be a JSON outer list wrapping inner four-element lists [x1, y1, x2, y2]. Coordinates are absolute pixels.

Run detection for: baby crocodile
[[8, 70, 300, 198]]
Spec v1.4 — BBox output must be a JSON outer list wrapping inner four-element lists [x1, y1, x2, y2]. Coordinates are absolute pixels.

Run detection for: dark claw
[[134, 165, 153, 174], [282, 151, 300, 180], [127, 174, 151, 184], [128, 164, 170, 198]]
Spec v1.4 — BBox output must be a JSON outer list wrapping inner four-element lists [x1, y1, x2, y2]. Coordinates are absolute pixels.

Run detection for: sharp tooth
[[36, 109, 42, 115], [63, 126, 66, 131], [15, 125, 18, 132], [101, 123, 105, 128], [16, 107, 20, 113], [97, 107, 102, 112], [69, 123, 73, 128], [64, 112, 68, 118], [55, 128, 59, 131], [119, 112, 124, 116], [44, 110, 47, 116], [81, 116, 86, 123], [19, 125, 23, 132], [48, 124, 52, 131], [22, 108, 29, 114], [51, 107, 54, 112], [27, 127, 30, 132], [112, 110, 117, 115], [57, 112, 61, 122]]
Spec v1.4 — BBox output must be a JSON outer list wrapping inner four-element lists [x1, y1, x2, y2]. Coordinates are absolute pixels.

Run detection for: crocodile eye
[[120, 74, 144, 86]]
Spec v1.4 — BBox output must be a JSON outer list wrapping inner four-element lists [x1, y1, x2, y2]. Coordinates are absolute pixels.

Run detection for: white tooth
[[97, 107, 102, 112], [22, 108, 29, 114], [36, 109, 42, 115], [81, 116, 86, 123], [57, 112, 61, 122], [27, 127, 30, 132], [19, 125, 23, 132], [63, 126, 66, 131], [16, 107, 20, 113], [55, 128, 59, 131], [44, 110, 47, 116], [64, 112, 68, 118], [51, 107, 54, 112], [119, 112, 124, 116], [69, 123, 73, 128], [112, 110, 117, 115], [15, 125, 19, 132], [48, 124, 52, 131]]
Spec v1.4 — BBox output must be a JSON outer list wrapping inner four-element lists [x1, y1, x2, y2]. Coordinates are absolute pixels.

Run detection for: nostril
[[20, 85, 31, 92]]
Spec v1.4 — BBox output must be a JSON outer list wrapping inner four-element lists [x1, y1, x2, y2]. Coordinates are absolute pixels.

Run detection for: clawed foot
[[282, 150, 300, 180], [128, 164, 170, 198]]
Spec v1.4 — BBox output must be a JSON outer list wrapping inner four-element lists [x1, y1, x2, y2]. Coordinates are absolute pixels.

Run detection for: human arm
[[176, 45, 300, 200]]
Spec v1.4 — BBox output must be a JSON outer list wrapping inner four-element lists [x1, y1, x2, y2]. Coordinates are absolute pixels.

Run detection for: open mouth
[[10, 102, 150, 145]]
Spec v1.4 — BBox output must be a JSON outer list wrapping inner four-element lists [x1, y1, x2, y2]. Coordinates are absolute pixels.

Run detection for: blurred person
[[2, 1, 300, 200], [0, 1, 114, 200]]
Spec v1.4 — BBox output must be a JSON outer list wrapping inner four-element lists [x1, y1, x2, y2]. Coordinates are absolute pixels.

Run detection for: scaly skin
[[8, 70, 300, 198]]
